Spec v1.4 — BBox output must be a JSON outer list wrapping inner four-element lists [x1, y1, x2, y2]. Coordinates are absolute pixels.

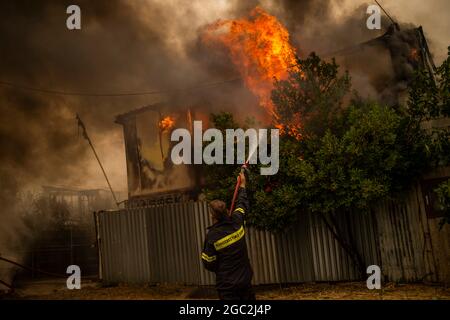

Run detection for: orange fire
[[275, 123, 302, 140], [203, 6, 298, 119], [159, 116, 175, 132], [409, 48, 419, 61]]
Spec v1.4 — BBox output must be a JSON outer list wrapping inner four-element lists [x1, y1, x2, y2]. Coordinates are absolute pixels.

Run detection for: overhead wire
[[0, 77, 242, 97]]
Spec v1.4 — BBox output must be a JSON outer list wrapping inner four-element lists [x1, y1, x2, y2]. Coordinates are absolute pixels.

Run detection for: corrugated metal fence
[[96, 185, 449, 285], [96, 203, 380, 285], [376, 185, 449, 282]]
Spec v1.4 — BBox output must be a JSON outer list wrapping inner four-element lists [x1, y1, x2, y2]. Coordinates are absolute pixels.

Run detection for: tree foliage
[[204, 50, 450, 232], [272, 52, 350, 137]]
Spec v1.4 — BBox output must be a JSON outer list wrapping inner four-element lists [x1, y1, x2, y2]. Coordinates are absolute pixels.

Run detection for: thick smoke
[[272, 1, 445, 104], [0, 0, 446, 195], [0, 0, 448, 289], [0, 0, 212, 288], [0, 0, 267, 288]]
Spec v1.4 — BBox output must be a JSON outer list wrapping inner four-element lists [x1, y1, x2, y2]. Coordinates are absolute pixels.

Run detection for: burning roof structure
[[116, 103, 202, 205], [331, 23, 437, 105], [115, 8, 441, 207]]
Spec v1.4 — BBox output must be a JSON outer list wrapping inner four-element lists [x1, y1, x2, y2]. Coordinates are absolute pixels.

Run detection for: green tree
[[203, 50, 450, 276], [407, 47, 450, 168], [272, 52, 350, 137]]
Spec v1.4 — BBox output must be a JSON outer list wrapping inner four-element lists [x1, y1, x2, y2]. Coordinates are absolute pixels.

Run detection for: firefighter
[[201, 172, 255, 300]]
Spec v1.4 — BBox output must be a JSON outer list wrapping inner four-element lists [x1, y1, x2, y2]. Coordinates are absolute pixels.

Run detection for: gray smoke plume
[[0, 0, 448, 290], [0, 0, 264, 289]]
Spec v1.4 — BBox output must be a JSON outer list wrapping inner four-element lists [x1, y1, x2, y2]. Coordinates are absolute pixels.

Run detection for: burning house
[[1, 1, 449, 302], [93, 8, 449, 285], [114, 20, 442, 206], [115, 103, 204, 208]]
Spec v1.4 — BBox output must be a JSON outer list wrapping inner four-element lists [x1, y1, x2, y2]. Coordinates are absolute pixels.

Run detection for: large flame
[[159, 116, 175, 132], [203, 6, 298, 119]]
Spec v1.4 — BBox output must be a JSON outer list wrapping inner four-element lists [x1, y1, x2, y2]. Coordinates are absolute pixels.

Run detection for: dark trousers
[[218, 285, 256, 300]]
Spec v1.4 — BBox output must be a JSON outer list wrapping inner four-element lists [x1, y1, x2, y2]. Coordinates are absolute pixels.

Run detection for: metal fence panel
[[375, 185, 440, 282], [96, 201, 383, 285]]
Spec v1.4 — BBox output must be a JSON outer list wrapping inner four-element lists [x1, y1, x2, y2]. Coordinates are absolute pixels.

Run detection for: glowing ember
[[159, 116, 175, 132], [275, 123, 302, 140], [203, 6, 299, 119], [409, 48, 419, 61]]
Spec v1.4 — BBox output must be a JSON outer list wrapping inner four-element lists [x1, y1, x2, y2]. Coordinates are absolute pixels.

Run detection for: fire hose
[[229, 163, 248, 215], [229, 144, 257, 215]]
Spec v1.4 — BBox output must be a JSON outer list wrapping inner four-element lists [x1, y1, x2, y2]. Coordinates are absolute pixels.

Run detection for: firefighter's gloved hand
[[239, 172, 246, 188]]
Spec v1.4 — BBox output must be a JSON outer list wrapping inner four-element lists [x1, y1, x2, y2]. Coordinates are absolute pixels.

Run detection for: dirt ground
[[2, 279, 449, 300]]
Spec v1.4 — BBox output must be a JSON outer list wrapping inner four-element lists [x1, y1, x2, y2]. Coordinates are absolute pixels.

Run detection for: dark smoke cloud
[[272, 1, 443, 104], [0, 0, 206, 277], [0, 1, 271, 274], [0, 0, 216, 193], [1, 0, 443, 194], [275, 2, 388, 56], [0, 1, 446, 188]]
